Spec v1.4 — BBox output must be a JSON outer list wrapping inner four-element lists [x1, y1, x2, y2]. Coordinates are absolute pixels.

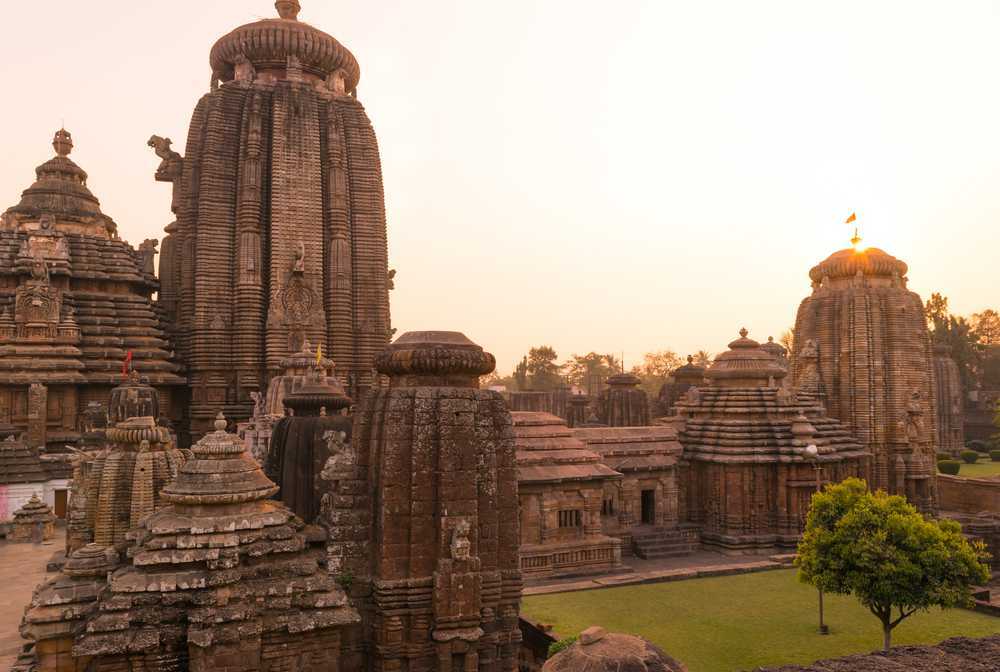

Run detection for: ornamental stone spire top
[[275, 0, 301, 20], [52, 128, 73, 157]]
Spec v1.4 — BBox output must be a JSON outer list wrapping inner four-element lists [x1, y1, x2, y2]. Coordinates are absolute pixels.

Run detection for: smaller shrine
[[654, 356, 706, 419], [10, 493, 56, 542], [513, 411, 623, 578], [599, 373, 650, 427], [677, 329, 869, 552]]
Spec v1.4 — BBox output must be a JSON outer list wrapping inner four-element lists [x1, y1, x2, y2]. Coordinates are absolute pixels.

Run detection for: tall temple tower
[[791, 246, 938, 511], [153, 0, 391, 436]]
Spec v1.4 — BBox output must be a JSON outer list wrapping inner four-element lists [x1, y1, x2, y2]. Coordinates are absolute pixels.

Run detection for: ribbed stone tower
[[791, 246, 939, 507], [153, 0, 391, 437], [351, 331, 523, 671], [933, 343, 965, 456], [601, 373, 650, 427]]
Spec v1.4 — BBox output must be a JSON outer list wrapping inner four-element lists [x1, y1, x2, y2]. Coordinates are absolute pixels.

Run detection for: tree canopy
[[630, 350, 684, 397], [796, 478, 990, 651], [924, 293, 985, 391], [526, 346, 563, 391], [563, 352, 620, 396], [972, 309, 1000, 345]]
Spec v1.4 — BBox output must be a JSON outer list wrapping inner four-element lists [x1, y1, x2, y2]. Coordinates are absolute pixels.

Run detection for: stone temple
[[791, 246, 939, 510], [152, 0, 392, 437], [0, 128, 184, 513]]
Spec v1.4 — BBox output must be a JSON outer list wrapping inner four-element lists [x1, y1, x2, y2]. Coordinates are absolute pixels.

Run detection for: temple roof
[[809, 246, 908, 283], [705, 329, 786, 387], [3, 130, 117, 238], [209, 1, 361, 89], [513, 412, 621, 484]]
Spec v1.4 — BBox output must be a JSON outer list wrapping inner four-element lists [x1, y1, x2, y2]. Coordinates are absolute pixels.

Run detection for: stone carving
[[450, 519, 472, 561], [900, 390, 925, 446], [326, 68, 348, 95], [233, 52, 255, 84], [293, 240, 306, 273], [138, 238, 158, 275], [387, 267, 396, 290], [147, 134, 183, 182]]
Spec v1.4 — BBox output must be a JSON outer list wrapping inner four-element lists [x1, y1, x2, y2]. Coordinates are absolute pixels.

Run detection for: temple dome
[[706, 329, 786, 387], [209, 1, 361, 89], [809, 247, 908, 283], [4, 129, 117, 237]]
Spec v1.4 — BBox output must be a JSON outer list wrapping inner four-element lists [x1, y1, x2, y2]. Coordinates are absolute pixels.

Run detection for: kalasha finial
[[739, 327, 749, 339], [275, 0, 301, 20], [687, 355, 694, 364], [53, 128, 73, 157], [214, 411, 227, 432]]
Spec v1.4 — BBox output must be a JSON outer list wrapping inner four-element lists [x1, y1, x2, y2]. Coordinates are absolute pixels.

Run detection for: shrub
[[960, 450, 980, 464], [991, 450, 1000, 462], [937, 452, 953, 461], [938, 460, 961, 475], [548, 635, 578, 657], [968, 440, 990, 453]]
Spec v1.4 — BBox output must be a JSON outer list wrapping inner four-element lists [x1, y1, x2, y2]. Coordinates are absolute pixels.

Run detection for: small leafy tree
[[526, 346, 562, 391], [972, 308, 1000, 345], [796, 478, 990, 651], [630, 350, 684, 397]]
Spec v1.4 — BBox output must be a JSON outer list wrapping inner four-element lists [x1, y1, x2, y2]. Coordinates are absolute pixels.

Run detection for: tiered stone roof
[[13, 493, 55, 527], [513, 412, 621, 484], [0, 130, 183, 388], [573, 425, 682, 474], [0, 435, 47, 485], [20, 544, 119, 645], [74, 412, 358, 660]]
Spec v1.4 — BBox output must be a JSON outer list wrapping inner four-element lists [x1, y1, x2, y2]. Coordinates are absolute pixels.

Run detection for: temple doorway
[[641, 489, 656, 525], [53, 490, 67, 519]]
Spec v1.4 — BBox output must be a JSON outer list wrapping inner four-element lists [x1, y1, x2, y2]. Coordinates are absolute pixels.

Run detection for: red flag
[[122, 350, 133, 378], [845, 212, 856, 224]]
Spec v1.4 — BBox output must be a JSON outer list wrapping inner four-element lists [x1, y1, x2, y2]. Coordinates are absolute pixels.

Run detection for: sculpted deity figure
[[30, 254, 50, 284], [234, 53, 256, 84], [899, 390, 925, 446], [450, 519, 472, 561], [293, 241, 306, 273], [387, 268, 396, 290], [325, 68, 348, 96]]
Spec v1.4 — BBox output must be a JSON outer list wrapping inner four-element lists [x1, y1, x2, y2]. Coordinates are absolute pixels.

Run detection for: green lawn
[[523, 569, 999, 672], [954, 459, 1000, 478]]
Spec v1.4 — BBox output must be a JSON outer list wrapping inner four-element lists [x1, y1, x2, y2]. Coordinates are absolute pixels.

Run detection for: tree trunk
[[882, 618, 892, 652]]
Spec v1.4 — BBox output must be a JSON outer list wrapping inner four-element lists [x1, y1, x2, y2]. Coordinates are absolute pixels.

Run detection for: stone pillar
[[27, 383, 47, 448], [355, 331, 522, 672]]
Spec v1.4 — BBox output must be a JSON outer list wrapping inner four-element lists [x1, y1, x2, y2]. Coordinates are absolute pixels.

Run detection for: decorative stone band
[[105, 419, 170, 447], [808, 247, 908, 283], [375, 331, 496, 387]]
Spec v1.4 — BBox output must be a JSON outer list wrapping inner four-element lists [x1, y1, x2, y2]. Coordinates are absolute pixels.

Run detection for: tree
[[563, 352, 619, 396], [526, 346, 562, 391], [925, 293, 984, 392], [513, 356, 528, 391], [779, 329, 795, 357], [630, 350, 684, 397], [796, 478, 990, 651], [692, 350, 713, 369], [972, 309, 1000, 345], [481, 371, 517, 390]]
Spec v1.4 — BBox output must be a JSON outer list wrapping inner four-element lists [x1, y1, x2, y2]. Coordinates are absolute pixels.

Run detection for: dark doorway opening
[[641, 489, 656, 525], [54, 490, 67, 519]]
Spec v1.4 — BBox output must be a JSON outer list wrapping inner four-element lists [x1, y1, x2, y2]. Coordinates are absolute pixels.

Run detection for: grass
[[954, 459, 1000, 479], [522, 569, 1000, 672]]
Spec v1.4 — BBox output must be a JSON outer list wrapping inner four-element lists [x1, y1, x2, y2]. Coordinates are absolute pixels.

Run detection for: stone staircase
[[631, 526, 700, 560]]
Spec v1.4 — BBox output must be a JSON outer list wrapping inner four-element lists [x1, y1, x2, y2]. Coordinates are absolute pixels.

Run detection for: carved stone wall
[[933, 344, 965, 456], [352, 331, 522, 671]]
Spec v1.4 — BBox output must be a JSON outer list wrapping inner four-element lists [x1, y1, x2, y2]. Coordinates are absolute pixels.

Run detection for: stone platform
[[0, 531, 60, 670]]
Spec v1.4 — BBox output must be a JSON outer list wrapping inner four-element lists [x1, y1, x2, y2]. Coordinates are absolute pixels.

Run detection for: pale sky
[[2, 1, 998, 373]]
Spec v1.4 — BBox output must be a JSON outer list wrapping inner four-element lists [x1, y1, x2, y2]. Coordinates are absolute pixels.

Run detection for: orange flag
[[845, 212, 857, 224]]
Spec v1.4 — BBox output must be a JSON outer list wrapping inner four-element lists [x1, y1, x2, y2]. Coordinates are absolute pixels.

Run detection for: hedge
[[938, 460, 961, 475]]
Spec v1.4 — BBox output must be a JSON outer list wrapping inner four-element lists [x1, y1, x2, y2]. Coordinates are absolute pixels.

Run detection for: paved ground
[[524, 550, 795, 595], [0, 530, 61, 671]]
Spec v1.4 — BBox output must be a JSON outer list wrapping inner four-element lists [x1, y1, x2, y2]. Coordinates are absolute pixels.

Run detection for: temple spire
[[275, 0, 301, 20], [52, 128, 73, 157]]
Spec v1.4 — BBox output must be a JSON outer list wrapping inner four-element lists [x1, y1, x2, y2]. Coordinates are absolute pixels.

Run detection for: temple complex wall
[[937, 474, 1000, 515]]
